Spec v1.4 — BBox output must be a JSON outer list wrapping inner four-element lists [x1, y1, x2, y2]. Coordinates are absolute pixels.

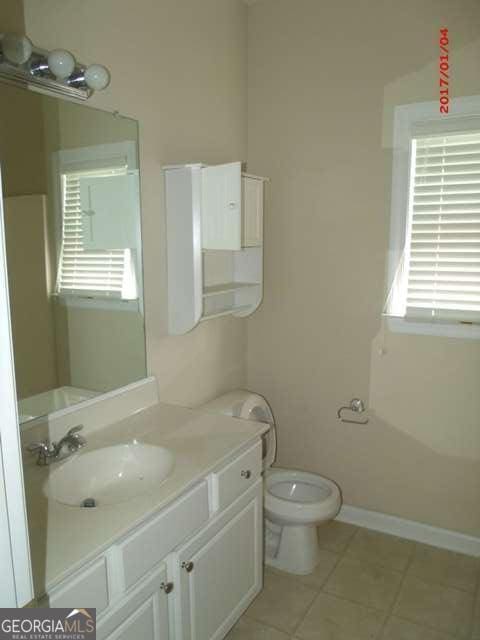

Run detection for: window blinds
[[56, 168, 135, 299], [406, 132, 480, 322]]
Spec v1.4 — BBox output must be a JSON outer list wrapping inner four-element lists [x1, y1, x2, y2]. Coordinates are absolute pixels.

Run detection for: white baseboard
[[336, 505, 480, 557]]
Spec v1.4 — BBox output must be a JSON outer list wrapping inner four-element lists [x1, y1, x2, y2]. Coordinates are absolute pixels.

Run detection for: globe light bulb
[[47, 49, 75, 79], [84, 64, 110, 91], [2, 33, 33, 65]]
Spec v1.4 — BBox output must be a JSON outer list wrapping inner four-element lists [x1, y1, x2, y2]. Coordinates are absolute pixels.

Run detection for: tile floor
[[227, 521, 480, 640]]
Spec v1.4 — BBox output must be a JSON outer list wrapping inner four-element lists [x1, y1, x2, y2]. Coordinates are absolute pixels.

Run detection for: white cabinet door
[[201, 162, 242, 250], [104, 594, 162, 640], [98, 564, 171, 640], [242, 177, 263, 248], [173, 483, 263, 640]]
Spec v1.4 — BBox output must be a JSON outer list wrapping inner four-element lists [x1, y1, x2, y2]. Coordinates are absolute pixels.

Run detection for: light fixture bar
[[0, 33, 110, 101]]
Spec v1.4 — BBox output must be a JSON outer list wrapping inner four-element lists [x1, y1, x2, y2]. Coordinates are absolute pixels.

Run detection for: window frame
[[51, 141, 143, 313], [387, 95, 480, 339]]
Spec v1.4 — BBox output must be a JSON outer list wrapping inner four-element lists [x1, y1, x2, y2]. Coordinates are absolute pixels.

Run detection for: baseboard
[[336, 505, 480, 557]]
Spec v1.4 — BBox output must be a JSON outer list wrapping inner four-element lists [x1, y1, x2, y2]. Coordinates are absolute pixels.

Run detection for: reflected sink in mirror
[[43, 443, 175, 508]]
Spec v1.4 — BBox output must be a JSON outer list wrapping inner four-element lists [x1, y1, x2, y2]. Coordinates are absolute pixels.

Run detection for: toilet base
[[265, 520, 320, 575]]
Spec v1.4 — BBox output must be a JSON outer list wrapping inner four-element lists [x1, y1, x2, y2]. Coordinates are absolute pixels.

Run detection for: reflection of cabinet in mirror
[[164, 163, 268, 335]]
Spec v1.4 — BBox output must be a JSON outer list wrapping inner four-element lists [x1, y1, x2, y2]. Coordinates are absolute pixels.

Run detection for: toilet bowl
[[264, 468, 341, 574], [201, 390, 342, 575]]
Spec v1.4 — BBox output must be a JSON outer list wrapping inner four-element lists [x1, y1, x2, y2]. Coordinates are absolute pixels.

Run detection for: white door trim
[[0, 166, 33, 606]]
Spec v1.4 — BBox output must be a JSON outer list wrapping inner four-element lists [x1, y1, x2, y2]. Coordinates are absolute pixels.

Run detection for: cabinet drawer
[[118, 481, 209, 589], [48, 556, 109, 613], [212, 441, 262, 511]]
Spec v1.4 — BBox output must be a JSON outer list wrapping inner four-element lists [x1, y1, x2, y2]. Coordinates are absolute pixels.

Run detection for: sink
[[43, 442, 175, 507]]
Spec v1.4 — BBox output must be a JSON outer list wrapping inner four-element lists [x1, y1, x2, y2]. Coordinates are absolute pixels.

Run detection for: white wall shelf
[[203, 282, 261, 298], [164, 163, 267, 334], [201, 304, 252, 321]]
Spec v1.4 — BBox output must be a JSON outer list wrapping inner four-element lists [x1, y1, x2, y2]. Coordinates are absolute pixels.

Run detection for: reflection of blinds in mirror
[[56, 167, 137, 299], [406, 132, 480, 322]]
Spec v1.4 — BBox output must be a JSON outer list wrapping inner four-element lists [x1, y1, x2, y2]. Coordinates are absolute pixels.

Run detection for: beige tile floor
[[227, 522, 480, 640]]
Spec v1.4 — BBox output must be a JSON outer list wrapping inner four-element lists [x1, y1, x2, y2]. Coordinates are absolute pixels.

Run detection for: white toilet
[[201, 390, 341, 575]]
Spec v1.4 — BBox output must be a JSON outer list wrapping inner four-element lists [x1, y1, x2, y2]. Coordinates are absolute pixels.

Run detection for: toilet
[[201, 390, 341, 575]]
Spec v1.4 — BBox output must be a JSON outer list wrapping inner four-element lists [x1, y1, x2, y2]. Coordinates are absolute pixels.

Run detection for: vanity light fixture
[[0, 32, 110, 100], [47, 49, 76, 80], [1, 33, 33, 64]]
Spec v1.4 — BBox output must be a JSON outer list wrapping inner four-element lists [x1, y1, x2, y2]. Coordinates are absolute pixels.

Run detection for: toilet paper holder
[[337, 398, 369, 425]]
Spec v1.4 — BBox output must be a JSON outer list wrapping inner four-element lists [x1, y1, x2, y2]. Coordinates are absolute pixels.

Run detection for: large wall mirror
[[0, 83, 146, 426]]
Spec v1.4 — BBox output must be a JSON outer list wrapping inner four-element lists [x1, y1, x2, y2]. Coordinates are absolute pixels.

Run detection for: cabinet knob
[[160, 581, 174, 594], [182, 561, 194, 573], [228, 201, 238, 210], [241, 470, 252, 479]]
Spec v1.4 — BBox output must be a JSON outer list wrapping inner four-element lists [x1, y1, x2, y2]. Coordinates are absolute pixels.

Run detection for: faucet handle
[[26, 441, 50, 453], [26, 441, 53, 466], [67, 425, 84, 436]]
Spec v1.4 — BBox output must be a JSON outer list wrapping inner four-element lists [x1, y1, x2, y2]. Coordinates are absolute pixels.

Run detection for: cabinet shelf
[[201, 304, 252, 321], [202, 282, 260, 298]]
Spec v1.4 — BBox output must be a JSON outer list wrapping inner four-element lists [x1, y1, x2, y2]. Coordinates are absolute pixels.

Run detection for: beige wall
[[0, 0, 24, 34], [4, 196, 58, 398], [0, 86, 47, 197], [0, 85, 58, 398], [247, 0, 480, 536], [23, 0, 249, 406]]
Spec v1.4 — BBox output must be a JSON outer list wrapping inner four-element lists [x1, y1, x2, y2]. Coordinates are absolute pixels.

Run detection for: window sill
[[55, 295, 140, 313], [387, 316, 480, 340]]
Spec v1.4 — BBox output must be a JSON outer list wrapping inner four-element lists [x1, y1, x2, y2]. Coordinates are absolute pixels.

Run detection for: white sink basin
[[44, 442, 175, 507]]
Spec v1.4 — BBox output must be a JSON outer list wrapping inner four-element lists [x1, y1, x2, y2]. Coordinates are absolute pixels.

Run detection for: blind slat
[[57, 169, 130, 298], [405, 131, 480, 320]]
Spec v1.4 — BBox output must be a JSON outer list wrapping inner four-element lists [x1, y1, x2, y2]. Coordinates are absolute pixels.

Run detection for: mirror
[[0, 83, 146, 426]]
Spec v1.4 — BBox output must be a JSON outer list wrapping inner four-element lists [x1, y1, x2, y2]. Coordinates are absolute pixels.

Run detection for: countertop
[[23, 401, 269, 596]]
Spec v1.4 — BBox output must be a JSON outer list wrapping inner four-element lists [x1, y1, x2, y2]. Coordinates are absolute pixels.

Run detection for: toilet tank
[[201, 390, 276, 469]]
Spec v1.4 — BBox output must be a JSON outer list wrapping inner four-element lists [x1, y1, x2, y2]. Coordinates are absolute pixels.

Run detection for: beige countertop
[[23, 401, 268, 596]]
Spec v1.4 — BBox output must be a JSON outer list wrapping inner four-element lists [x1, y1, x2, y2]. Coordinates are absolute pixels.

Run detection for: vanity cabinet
[[43, 439, 263, 640], [97, 564, 170, 640], [172, 483, 262, 640]]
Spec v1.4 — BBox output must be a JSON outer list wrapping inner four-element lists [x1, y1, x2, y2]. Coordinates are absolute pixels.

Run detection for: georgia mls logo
[[0, 607, 96, 640], [66, 608, 93, 622]]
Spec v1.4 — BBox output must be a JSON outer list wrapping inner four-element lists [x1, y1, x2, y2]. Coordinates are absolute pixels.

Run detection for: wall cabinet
[[201, 162, 242, 251], [242, 175, 263, 248], [164, 163, 268, 334], [44, 441, 263, 640]]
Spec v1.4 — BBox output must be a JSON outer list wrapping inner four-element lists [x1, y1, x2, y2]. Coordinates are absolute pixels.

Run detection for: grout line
[[289, 542, 344, 636], [254, 523, 480, 640], [373, 538, 417, 640]]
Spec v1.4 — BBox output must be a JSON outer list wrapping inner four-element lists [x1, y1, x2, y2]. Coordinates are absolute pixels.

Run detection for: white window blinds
[[56, 167, 137, 300], [405, 131, 480, 322]]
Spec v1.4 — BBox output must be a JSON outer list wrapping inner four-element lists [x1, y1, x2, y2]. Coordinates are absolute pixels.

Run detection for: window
[[387, 97, 480, 338], [56, 167, 137, 300], [404, 132, 480, 322], [54, 142, 140, 307]]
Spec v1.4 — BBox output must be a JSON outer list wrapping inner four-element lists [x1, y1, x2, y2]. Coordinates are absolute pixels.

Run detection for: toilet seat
[[265, 469, 341, 525]]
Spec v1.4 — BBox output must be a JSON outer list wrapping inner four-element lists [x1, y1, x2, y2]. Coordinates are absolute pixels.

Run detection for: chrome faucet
[[27, 425, 87, 466]]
